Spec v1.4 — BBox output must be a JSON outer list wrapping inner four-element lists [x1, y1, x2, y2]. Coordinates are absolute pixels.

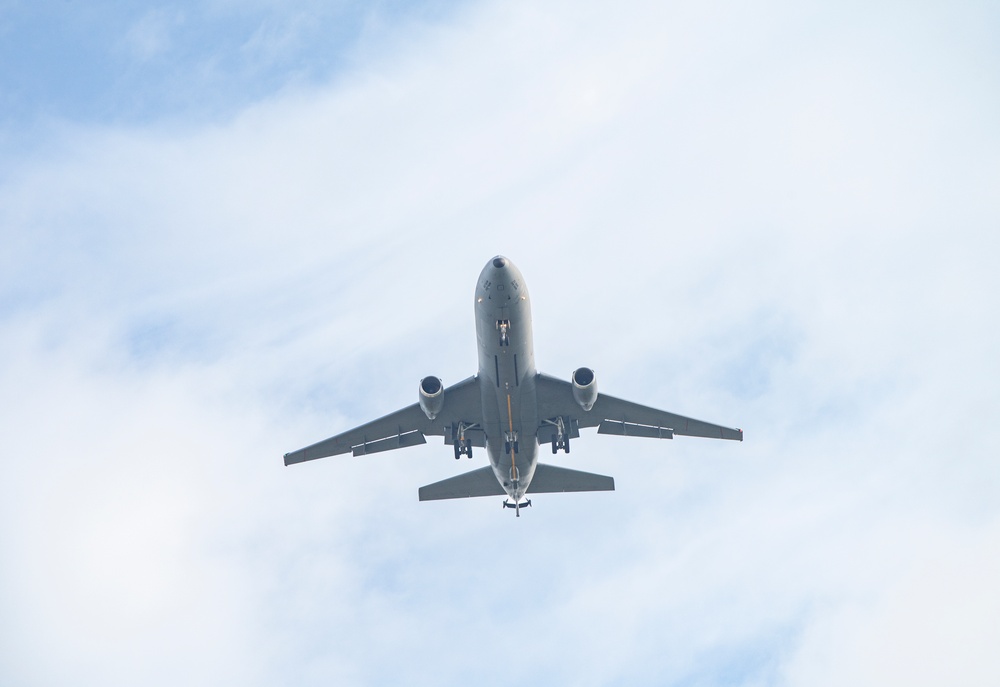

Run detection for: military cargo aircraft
[[284, 256, 742, 516]]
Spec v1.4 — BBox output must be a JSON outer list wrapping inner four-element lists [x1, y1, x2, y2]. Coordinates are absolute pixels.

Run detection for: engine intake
[[571, 367, 598, 411], [419, 377, 444, 419]]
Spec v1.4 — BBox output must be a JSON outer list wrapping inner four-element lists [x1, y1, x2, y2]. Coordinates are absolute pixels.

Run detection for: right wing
[[536, 373, 743, 442], [284, 375, 483, 465]]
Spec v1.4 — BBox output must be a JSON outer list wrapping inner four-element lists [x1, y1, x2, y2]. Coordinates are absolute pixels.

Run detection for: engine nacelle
[[571, 367, 598, 411], [419, 376, 444, 420]]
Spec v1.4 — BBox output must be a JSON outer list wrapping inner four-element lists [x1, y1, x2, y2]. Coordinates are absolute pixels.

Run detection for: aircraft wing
[[535, 373, 743, 442], [284, 375, 483, 465]]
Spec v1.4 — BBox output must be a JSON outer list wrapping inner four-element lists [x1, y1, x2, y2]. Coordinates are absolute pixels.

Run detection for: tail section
[[417, 463, 615, 504]]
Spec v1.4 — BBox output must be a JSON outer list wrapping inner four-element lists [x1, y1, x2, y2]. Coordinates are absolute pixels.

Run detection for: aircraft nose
[[478, 255, 525, 303]]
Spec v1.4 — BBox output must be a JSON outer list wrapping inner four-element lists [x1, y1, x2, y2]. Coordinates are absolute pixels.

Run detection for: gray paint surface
[[284, 256, 742, 507]]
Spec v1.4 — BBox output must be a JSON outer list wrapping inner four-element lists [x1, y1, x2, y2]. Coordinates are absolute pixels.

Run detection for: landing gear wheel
[[454, 442, 461, 460], [564, 435, 570, 454], [551, 438, 558, 454]]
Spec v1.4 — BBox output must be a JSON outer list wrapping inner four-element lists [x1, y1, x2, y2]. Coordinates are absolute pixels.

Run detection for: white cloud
[[782, 519, 1000, 687], [1, 1, 998, 685]]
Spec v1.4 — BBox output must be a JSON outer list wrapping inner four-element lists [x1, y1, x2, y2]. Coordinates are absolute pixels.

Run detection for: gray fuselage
[[474, 256, 538, 501]]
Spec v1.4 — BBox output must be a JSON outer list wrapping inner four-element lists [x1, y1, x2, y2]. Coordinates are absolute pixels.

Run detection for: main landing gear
[[452, 422, 477, 459], [504, 431, 519, 456], [551, 434, 570, 454], [547, 416, 570, 454]]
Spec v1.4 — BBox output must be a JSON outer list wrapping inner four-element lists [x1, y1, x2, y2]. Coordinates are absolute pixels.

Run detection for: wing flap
[[598, 420, 674, 439], [528, 464, 615, 494], [352, 429, 426, 456], [418, 466, 505, 501]]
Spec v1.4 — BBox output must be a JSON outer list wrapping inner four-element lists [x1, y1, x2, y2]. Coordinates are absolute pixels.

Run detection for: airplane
[[284, 256, 742, 516]]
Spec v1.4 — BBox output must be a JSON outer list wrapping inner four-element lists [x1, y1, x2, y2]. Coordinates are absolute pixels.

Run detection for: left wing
[[536, 373, 743, 442], [284, 375, 483, 465]]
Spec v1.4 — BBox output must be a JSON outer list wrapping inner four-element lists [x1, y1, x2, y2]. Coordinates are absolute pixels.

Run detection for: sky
[[1, 1, 999, 685]]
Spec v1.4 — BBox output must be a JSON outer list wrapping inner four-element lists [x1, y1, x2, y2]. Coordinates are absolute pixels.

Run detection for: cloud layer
[[2, 1, 998, 685]]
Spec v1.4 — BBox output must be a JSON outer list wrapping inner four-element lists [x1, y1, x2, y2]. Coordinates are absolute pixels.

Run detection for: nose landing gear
[[497, 319, 510, 347]]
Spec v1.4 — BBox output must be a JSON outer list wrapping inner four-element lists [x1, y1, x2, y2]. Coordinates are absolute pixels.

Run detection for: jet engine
[[419, 376, 444, 419], [571, 367, 598, 411]]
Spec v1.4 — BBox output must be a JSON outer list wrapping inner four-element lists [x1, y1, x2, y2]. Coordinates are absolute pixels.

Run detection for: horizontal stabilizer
[[528, 464, 615, 494], [418, 466, 505, 501]]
